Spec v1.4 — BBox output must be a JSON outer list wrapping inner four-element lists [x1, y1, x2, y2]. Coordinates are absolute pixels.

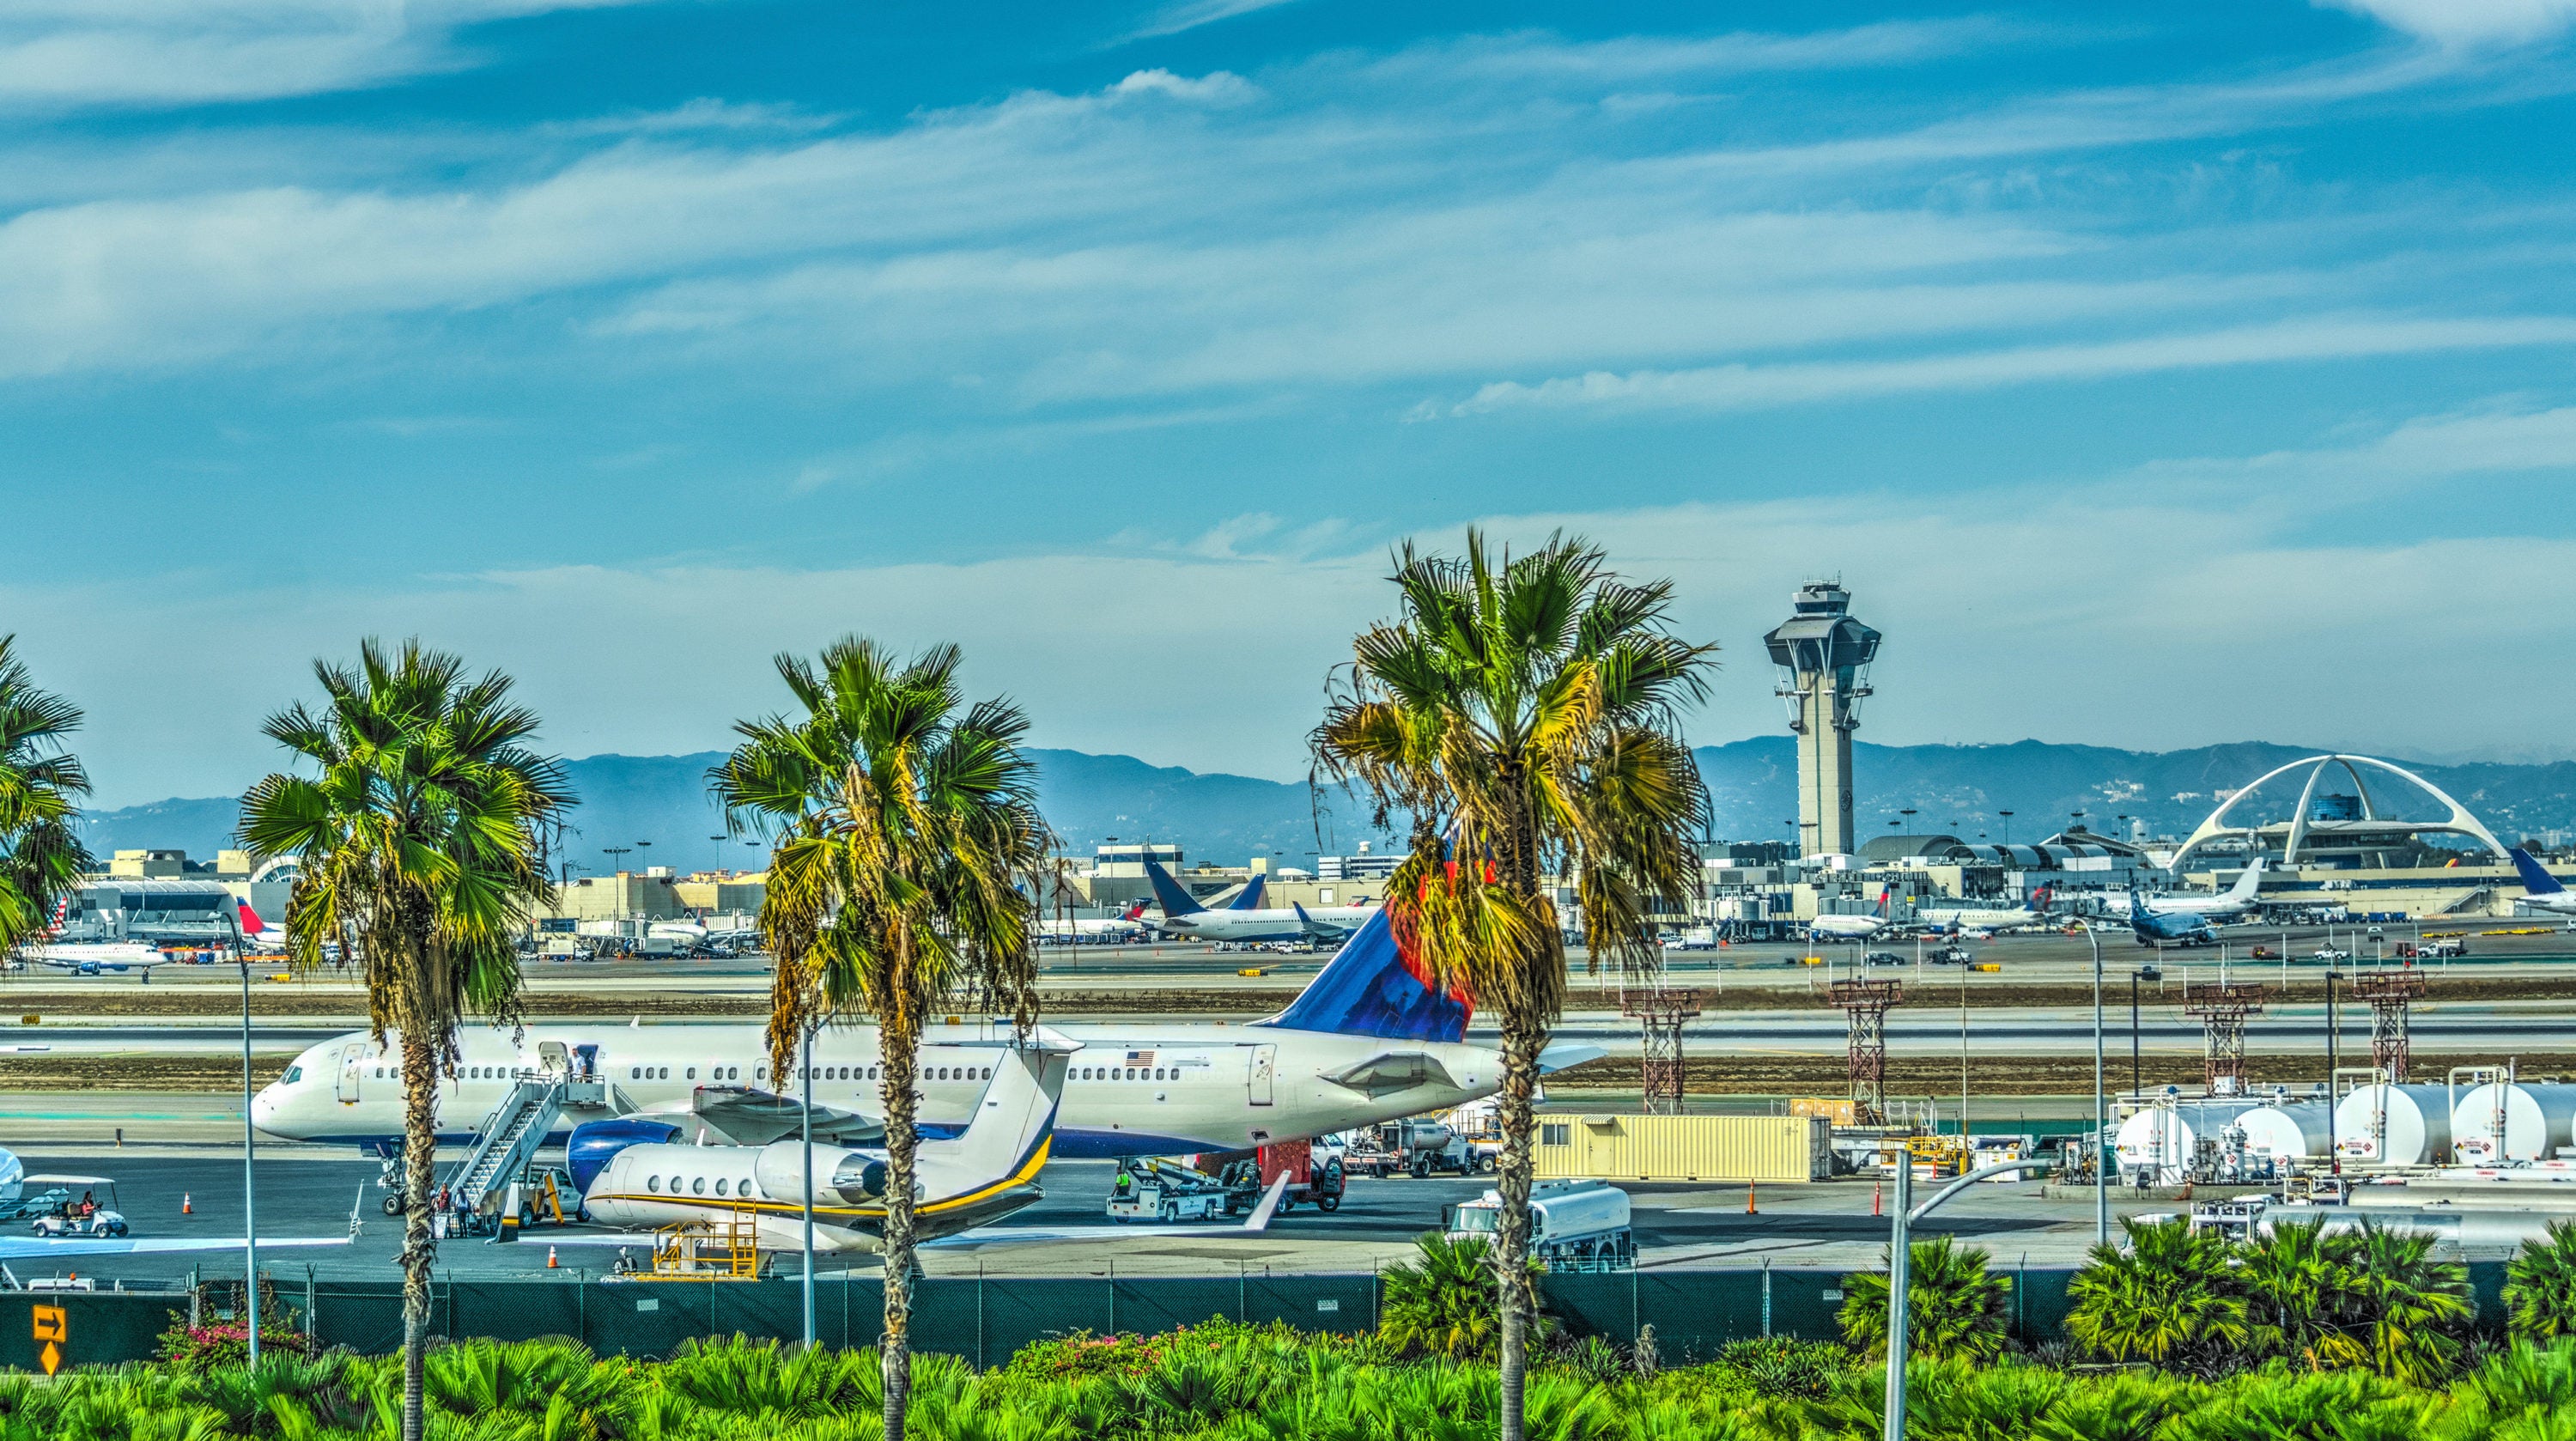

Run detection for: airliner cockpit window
[[281, 1067, 302, 1084]]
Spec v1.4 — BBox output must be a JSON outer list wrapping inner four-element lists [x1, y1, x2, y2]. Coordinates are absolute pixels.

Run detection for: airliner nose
[[250, 1086, 284, 1133]]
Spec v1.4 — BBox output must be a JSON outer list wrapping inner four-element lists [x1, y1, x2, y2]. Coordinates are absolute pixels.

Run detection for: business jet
[[252, 906, 1550, 1163], [1807, 888, 1894, 942], [2510, 848, 2576, 916], [2129, 858, 2264, 921], [1037, 902, 1151, 944], [1144, 860, 1376, 943], [569, 1036, 1072, 1253]]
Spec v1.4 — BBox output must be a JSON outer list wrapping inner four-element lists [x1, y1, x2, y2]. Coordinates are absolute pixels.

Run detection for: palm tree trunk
[[398, 1030, 439, 1441], [879, 1018, 921, 1441], [1493, 1011, 1543, 1441]]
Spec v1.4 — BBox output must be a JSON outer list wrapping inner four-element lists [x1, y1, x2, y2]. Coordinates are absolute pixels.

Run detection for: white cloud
[[2322, 0, 2576, 48], [19, 483, 2576, 807], [1107, 68, 1260, 104], [1448, 316, 2576, 416], [1126, 0, 1299, 42], [0, 0, 662, 111]]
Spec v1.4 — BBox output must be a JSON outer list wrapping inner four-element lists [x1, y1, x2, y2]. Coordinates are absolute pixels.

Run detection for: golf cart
[[25, 1176, 129, 1238]]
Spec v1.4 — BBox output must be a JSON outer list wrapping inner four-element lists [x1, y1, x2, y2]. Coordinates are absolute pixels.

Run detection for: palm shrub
[[2508, 1222, 2576, 1343], [2343, 1219, 2473, 1386], [2236, 1217, 2357, 1370], [2065, 1218, 2248, 1371], [1383, 1232, 1514, 1360], [0, 635, 93, 957], [237, 641, 570, 1441], [1838, 1235, 2014, 1363], [1311, 530, 1714, 1441], [712, 638, 1048, 1441]]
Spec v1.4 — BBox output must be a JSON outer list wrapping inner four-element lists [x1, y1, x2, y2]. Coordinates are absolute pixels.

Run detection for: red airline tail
[[236, 900, 267, 937], [1121, 901, 1147, 921]]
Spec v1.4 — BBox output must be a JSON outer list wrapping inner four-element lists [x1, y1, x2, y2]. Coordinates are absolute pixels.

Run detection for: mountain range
[[71, 739, 2576, 872]]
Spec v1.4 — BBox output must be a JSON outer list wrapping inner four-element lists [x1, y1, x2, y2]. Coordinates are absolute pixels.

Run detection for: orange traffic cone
[[1745, 1182, 1759, 1215], [547, 1245, 559, 1269], [181, 1193, 192, 1214]]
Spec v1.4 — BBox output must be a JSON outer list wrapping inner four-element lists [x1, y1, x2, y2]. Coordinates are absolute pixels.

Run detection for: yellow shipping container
[[1532, 1113, 1831, 1183]]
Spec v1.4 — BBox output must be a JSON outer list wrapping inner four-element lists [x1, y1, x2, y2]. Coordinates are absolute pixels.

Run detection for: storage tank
[[2233, 1104, 2333, 1170], [2115, 1101, 2261, 1185], [2451, 1083, 2576, 1164], [2335, 1085, 2456, 1166]]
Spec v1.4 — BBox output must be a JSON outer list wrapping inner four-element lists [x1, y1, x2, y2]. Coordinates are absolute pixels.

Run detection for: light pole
[[1998, 812, 2014, 847], [1899, 808, 1917, 835], [1882, 1158, 2056, 1440], [2088, 927, 2106, 1244], [800, 1019, 818, 1347], [227, 908, 258, 1363]]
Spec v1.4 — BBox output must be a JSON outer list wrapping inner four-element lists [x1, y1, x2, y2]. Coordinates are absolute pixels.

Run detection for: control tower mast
[[1764, 582, 1881, 859]]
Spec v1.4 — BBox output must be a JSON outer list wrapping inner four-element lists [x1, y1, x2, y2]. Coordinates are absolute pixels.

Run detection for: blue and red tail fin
[[1228, 874, 1268, 910], [1255, 906, 1472, 1043], [236, 901, 267, 937], [1121, 901, 1148, 922], [1142, 860, 1205, 916], [2512, 848, 2567, 897]]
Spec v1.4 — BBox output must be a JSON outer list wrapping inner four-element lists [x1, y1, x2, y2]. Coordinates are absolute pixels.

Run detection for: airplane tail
[[1228, 874, 1268, 910], [1255, 905, 1473, 1043], [1874, 887, 1892, 920], [2228, 857, 2265, 900], [1142, 860, 1205, 917], [2511, 848, 2567, 897], [1121, 901, 1148, 922], [235, 901, 268, 939], [928, 1032, 1076, 1183]]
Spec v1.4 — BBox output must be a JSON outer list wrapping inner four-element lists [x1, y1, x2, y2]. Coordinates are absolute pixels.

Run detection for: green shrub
[[2509, 1223, 2576, 1344], [1837, 1235, 2014, 1363], [1706, 1336, 1850, 1400]]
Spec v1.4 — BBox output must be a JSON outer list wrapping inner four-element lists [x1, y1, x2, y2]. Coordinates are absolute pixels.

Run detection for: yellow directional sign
[[32, 1304, 65, 1377]]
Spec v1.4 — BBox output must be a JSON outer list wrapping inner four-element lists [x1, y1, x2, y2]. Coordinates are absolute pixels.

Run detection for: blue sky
[[7, 0, 2576, 805]]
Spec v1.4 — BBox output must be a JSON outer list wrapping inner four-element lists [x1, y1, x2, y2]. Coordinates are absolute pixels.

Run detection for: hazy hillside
[[74, 739, 2576, 870]]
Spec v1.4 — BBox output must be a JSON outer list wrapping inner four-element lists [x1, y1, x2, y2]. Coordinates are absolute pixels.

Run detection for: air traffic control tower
[[1765, 582, 1881, 858]]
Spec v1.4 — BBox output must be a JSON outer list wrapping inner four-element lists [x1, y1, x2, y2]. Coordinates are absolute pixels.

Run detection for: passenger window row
[[642, 1174, 757, 1198], [1078, 1067, 1179, 1081]]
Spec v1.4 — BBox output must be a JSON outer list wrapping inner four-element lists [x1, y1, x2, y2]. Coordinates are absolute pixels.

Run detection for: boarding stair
[[449, 1070, 607, 1212]]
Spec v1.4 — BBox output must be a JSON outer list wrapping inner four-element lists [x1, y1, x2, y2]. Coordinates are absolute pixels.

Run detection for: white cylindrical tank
[[2452, 1084, 2576, 1164], [2336, 1085, 2456, 1166], [2115, 1101, 2261, 1185], [2234, 1104, 2333, 1169]]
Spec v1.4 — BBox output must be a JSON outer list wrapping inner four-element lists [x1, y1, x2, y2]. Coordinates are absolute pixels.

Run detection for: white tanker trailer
[[1449, 1179, 1633, 1272]]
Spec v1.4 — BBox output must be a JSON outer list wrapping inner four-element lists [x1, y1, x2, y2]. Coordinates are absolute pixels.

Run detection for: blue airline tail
[[1255, 905, 1472, 1044], [1142, 859, 1205, 916], [1228, 874, 1268, 910], [2512, 848, 2567, 896]]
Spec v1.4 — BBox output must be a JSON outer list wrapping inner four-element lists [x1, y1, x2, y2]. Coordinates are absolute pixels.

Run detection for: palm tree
[[2236, 1217, 2357, 1369], [236, 640, 570, 1441], [2065, 1219, 2248, 1371], [0, 636, 93, 958], [1380, 1231, 1522, 1360], [2506, 1220, 2576, 1342], [1311, 530, 1713, 1441], [711, 638, 1046, 1441], [2342, 1219, 2471, 1385], [1838, 1236, 2013, 1363]]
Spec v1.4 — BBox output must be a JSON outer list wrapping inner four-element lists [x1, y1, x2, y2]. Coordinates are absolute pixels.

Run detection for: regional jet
[[2509, 848, 2576, 916], [1143, 860, 1376, 943], [2129, 891, 2217, 947], [1807, 888, 1894, 942], [252, 906, 1546, 1163]]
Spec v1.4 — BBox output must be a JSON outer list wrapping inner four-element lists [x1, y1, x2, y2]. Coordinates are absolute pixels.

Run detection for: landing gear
[[380, 1195, 406, 1216]]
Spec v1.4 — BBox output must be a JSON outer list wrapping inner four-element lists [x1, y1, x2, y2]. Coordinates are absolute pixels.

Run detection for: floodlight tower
[[1765, 582, 1882, 859]]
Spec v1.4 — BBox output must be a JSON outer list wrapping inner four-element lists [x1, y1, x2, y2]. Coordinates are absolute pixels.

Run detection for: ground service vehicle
[[1449, 1179, 1633, 1271], [25, 1177, 128, 1238]]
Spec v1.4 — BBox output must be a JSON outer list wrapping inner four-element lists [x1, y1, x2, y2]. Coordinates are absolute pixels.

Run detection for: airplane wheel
[[381, 1195, 406, 1216]]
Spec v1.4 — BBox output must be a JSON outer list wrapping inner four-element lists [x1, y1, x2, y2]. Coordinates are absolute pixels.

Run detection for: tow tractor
[[25, 1176, 130, 1238]]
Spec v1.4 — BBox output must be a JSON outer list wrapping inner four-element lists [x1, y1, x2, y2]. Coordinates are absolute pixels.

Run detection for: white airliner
[[2129, 858, 2265, 921], [1145, 861, 1376, 943], [575, 1037, 1074, 1253], [252, 907, 1528, 1163], [2510, 849, 2576, 916], [1807, 888, 1894, 942], [1913, 888, 2053, 935], [1036, 902, 1151, 943], [18, 939, 169, 975]]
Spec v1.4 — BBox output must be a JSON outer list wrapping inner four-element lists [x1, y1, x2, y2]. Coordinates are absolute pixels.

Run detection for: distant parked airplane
[[2510, 848, 2576, 916], [2129, 859, 2264, 921], [1144, 860, 1376, 943]]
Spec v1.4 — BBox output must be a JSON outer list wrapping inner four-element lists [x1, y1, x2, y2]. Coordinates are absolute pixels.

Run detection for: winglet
[[1242, 1172, 1291, 1231]]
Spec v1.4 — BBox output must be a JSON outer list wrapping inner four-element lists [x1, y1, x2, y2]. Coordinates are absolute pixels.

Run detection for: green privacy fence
[[0, 1260, 2518, 1372]]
